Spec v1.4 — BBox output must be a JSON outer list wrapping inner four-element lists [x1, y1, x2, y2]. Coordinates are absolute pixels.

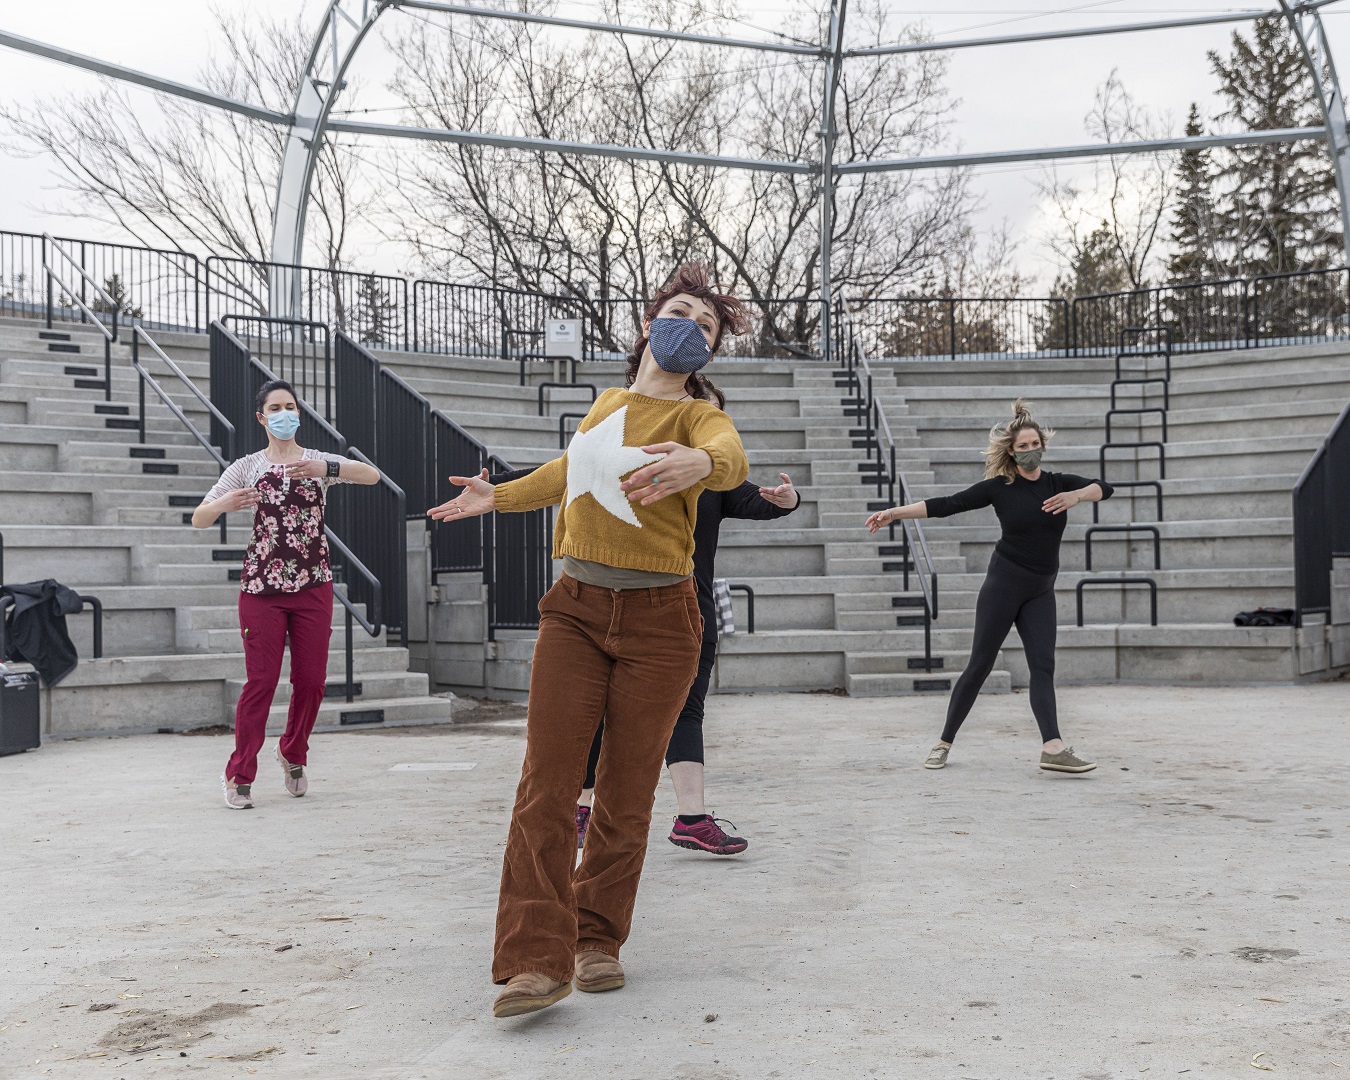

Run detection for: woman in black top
[[865, 399, 1112, 774]]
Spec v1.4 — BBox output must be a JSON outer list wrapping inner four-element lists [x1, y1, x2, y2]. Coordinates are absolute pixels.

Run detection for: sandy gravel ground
[[2, 684, 1348, 1079]]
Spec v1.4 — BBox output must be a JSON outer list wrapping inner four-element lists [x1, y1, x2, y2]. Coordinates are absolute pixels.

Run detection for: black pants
[[942, 549, 1061, 744], [584, 635, 718, 789]]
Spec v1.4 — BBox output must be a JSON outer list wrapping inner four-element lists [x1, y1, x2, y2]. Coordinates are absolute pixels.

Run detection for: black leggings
[[584, 635, 718, 789], [942, 549, 1061, 744]]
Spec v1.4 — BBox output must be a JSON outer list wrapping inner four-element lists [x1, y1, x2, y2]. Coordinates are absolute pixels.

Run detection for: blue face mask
[[648, 317, 713, 374], [266, 410, 300, 441]]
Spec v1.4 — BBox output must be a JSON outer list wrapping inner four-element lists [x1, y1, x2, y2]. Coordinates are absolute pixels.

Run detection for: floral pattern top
[[204, 449, 351, 595]]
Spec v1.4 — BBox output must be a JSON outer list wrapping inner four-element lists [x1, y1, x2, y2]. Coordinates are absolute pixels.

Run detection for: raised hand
[[1042, 491, 1080, 515], [758, 471, 798, 508], [283, 459, 328, 479], [217, 487, 262, 513], [428, 472, 496, 521], [865, 507, 897, 533], [620, 442, 713, 506]]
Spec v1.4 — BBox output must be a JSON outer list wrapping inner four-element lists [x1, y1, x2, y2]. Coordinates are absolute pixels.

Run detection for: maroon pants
[[493, 574, 702, 984], [226, 582, 333, 784]]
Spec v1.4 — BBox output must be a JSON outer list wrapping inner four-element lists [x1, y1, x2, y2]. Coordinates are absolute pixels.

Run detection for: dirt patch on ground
[[96, 1001, 258, 1052]]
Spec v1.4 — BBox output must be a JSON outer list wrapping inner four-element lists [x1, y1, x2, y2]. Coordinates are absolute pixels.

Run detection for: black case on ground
[[0, 668, 41, 755]]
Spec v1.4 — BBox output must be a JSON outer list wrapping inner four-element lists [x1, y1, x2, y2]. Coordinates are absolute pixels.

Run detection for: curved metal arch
[[1279, 1, 1350, 268], [270, 0, 386, 284]]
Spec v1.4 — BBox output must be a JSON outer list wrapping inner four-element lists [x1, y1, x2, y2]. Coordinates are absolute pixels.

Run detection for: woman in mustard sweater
[[429, 264, 750, 1018]]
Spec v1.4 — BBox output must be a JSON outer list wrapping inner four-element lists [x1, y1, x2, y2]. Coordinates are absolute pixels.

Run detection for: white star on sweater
[[565, 405, 663, 528]]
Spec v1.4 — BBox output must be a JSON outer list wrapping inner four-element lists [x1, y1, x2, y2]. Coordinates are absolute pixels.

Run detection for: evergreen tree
[[354, 275, 399, 346], [1166, 104, 1219, 283], [1207, 17, 1340, 276]]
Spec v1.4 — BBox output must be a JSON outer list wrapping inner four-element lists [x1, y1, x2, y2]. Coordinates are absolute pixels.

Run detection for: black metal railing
[[1073, 268, 1350, 356], [431, 410, 491, 578], [208, 323, 408, 680], [1093, 327, 1172, 527], [220, 315, 333, 423], [1078, 326, 1171, 623], [0, 592, 103, 663], [836, 300, 941, 673], [1293, 397, 1350, 626], [1076, 577, 1158, 627], [483, 454, 555, 637], [43, 234, 118, 401], [206, 257, 409, 348], [1, 229, 200, 331], [10, 225, 1350, 362], [131, 326, 235, 541], [845, 295, 1070, 361]]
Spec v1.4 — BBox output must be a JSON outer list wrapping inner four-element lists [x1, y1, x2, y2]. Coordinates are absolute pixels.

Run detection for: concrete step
[[226, 668, 429, 706], [844, 669, 1011, 698]]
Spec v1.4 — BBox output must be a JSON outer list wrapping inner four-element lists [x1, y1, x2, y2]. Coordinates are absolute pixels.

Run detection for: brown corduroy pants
[[492, 573, 703, 984]]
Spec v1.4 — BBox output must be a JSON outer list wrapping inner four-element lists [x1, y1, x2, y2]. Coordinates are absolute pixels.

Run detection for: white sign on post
[[544, 318, 583, 361]]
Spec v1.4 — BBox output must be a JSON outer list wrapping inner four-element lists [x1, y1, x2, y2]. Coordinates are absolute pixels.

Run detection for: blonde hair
[[983, 398, 1054, 484]]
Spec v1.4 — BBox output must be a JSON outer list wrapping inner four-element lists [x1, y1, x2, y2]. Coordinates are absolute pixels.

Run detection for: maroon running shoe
[[575, 804, 592, 850], [668, 816, 748, 856]]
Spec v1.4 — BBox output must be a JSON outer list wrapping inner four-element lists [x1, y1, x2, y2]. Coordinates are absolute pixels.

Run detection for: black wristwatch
[[326, 459, 342, 479]]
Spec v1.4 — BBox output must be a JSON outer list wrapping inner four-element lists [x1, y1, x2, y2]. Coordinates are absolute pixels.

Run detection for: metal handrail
[[132, 326, 235, 542], [43, 232, 122, 338], [837, 299, 941, 669], [0, 592, 104, 663], [43, 234, 119, 402]]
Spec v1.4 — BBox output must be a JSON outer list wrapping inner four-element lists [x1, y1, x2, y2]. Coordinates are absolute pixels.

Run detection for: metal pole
[[819, 0, 847, 367]]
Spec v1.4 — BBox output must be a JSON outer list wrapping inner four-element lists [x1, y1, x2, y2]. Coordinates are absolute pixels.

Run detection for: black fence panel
[[1293, 398, 1350, 626], [220, 316, 332, 423], [1252, 267, 1350, 346], [206, 257, 409, 348], [377, 368, 432, 517], [1, 230, 201, 331], [484, 452, 554, 636], [844, 296, 1068, 360], [412, 280, 591, 368], [335, 330, 379, 460], [430, 411, 489, 577], [326, 450, 408, 645]]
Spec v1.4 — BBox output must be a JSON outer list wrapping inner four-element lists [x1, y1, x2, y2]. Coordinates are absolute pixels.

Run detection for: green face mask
[[1013, 448, 1044, 471]]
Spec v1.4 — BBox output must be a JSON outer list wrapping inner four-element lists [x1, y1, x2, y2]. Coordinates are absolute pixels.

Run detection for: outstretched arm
[[723, 474, 801, 521], [865, 501, 929, 533]]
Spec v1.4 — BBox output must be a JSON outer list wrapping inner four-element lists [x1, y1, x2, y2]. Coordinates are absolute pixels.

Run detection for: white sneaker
[[222, 773, 254, 809], [276, 746, 308, 797], [924, 744, 950, 770]]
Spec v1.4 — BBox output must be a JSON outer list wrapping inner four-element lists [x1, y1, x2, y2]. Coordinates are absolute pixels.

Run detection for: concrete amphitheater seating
[[1, 312, 1345, 737]]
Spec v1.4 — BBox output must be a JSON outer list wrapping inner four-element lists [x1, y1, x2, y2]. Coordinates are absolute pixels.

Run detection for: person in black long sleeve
[[865, 399, 1112, 775], [487, 465, 800, 854]]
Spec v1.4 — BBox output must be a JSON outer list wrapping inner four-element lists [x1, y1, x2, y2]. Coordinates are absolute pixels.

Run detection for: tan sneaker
[[492, 973, 572, 1018], [1040, 746, 1097, 773], [573, 950, 625, 993], [276, 746, 308, 797], [924, 744, 950, 770], [222, 774, 253, 810]]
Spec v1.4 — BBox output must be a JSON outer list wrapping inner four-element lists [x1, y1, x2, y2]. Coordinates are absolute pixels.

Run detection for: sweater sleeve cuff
[[700, 439, 749, 492]]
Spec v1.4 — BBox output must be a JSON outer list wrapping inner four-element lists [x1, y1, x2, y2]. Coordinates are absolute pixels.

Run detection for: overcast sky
[[5, 1, 1350, 286]]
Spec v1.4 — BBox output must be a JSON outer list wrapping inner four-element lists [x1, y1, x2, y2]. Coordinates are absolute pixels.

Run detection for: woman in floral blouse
[[193, 380, 380, 809]]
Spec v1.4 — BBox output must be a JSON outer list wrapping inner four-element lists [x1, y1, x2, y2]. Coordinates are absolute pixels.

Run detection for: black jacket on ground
[[1, 579, 85, 686], [489, 469, 799, 641]]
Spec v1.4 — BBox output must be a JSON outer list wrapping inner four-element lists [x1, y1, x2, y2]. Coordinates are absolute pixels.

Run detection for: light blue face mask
[[266, 410, 300, 441]]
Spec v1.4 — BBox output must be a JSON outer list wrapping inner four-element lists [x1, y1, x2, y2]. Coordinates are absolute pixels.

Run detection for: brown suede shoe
[[573, 950, 625, 993], [492, 973, 572, 1018]]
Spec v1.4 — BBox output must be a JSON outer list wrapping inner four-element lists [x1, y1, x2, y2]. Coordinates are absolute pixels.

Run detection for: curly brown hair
[[622, 263, 750, 409]]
